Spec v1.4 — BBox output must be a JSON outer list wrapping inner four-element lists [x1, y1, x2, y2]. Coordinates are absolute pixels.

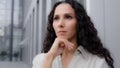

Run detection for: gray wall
[[86, 0, 120, 68], [23, 0, 33, 19], [105, 0, 120, 68]]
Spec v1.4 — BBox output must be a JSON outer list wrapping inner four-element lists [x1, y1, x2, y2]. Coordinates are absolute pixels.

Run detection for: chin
[[57, 36, 68, 39]]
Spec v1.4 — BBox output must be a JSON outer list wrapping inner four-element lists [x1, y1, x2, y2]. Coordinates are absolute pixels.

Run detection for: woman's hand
[[41, 38, 74, 68], [48, 38, 74, 58]]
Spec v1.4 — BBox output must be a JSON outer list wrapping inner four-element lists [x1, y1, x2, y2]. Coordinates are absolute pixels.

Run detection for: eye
[[65, 14, 72, 19], [53, 16, 59, 21]]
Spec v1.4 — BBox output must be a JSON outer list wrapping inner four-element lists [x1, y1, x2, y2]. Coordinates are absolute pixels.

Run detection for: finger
[[60, 43, 65, 48], [67, 43, 74, 50], [61, 39, 74, 50]]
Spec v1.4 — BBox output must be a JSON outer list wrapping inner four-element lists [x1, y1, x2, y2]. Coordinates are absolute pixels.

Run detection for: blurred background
[[0, 0, 120, 68]]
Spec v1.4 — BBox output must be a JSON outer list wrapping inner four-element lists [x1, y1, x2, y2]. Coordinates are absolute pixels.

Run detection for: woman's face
[[53, 3, 77, 41]]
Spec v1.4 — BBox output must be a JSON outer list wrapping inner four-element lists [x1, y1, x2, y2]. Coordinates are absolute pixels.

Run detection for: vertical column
[[9, 0, 14, 61], [38, 0, 47, 53], [35, 0, 39, 54]]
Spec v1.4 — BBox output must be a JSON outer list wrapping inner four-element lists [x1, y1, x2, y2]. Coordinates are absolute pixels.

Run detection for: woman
[[32, 0, 114, 68]]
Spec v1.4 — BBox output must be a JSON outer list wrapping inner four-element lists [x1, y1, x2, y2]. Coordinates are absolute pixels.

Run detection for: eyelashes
[[53, 16, 59, 20], [53, 14, 73, 21], [65, 15, 72, 19]]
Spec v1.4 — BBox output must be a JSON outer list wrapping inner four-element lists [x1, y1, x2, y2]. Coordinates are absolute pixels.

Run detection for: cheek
[[68, 22, 77, 30], [68, 22, 77, 35], [53, 23, 57, 31]]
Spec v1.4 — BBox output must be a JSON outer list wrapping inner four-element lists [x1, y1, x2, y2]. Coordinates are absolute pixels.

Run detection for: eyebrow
[[54, 13, 74, 17]]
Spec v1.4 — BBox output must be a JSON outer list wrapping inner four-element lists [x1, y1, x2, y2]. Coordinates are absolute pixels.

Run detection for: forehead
[[54, 3, 75, 15]]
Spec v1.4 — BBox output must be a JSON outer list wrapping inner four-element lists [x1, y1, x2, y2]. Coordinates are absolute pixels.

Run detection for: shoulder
[[32, 53, 46, 68], [86, 50, 109, 68], [91, 55, 109, 68], [79, 46, 109, 68], [95, 57, 109, 68], [85, 52, 109, 68], [33, 53, 45, 64]]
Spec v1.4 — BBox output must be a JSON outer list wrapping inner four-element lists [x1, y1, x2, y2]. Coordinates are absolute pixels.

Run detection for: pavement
[[0, 61, 31, 68]]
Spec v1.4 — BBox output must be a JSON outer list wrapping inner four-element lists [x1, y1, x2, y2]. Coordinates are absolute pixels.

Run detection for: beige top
[[32, 46, 109, 68]]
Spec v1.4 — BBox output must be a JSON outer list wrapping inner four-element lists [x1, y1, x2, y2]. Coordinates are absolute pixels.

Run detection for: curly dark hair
[[42, 0, 114, 68]]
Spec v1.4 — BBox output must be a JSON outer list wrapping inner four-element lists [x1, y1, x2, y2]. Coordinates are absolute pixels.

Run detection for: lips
[[58, 31, 66, 34], [58, 30, 66, 32]]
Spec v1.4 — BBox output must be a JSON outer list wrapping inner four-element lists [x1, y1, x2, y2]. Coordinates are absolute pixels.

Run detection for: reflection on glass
[[0, 0, 23, 62]]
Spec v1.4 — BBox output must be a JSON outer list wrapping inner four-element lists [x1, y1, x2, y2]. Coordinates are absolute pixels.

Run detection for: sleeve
[[95, 58, 109, 68], [32, 53, 45, 68]]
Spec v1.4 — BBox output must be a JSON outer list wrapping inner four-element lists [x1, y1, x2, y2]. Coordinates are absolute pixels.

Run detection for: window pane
[[0, 0, 23, 62]]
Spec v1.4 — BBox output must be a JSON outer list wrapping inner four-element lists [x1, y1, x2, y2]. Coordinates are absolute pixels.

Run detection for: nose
[[57, 18, 65, 28]]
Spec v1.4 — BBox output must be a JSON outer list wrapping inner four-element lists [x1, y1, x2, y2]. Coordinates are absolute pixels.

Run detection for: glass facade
[[0, 0, 22, 61], [0, 0, 12, 61]]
